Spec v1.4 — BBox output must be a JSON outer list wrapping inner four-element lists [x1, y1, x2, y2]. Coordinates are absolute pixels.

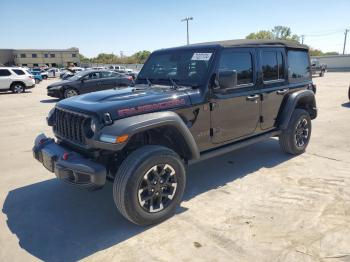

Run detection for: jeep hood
[[56, 85, 192, 121]]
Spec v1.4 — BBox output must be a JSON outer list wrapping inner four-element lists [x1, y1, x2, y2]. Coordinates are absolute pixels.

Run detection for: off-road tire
[[63, 88, 79, 99], [11, 83, 25, 93], [279, 109, 311, 155], [113, 145, 186, 226]]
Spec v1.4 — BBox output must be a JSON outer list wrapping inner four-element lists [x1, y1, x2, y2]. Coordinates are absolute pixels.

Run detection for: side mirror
[[217, 70, 237, 90]]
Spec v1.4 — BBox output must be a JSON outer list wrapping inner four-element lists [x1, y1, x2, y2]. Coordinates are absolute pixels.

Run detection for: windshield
[[69, 71, 86, 81], [137, 49, 214, 87]]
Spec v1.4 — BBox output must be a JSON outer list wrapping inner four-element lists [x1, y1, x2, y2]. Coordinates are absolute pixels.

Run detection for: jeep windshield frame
[[136, 48, 216, 88]]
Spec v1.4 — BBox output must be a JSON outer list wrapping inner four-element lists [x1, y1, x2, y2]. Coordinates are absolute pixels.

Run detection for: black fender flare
[[278, 89, 317, 130], [98, 111, 200, 160]]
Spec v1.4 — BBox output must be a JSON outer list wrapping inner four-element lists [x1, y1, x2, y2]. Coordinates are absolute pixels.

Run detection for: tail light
[[127, 76, 133, 81]]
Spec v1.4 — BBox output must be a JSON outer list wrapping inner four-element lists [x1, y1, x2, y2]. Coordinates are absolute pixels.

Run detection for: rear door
[[0, 69, 12, 90], [258, 48, 287, 130], [210, 48, 260, 144], [99, 71, 121, 90]]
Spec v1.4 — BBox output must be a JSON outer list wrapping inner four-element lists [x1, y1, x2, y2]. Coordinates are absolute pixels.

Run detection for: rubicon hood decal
[[118, 98, 186, 117]]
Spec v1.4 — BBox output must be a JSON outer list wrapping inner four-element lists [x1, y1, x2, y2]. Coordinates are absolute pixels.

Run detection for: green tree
[[309, 48, 323, 56], [246, 30, 274, 40], [246, 26, 300, 42]]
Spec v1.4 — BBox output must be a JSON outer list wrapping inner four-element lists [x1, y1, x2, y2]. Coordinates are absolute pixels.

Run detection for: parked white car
[[46, 68, 61, 78], [0, 67, 35, 93], [108, 65, 133, 73]]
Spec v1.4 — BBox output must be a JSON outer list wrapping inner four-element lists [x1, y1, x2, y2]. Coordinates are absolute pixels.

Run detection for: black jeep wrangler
[[33, 40, 317, 226]]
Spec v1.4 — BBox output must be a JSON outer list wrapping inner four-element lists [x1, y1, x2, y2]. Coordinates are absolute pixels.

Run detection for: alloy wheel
[[138, 164, 178, 213], [295, 118, 309, 147]]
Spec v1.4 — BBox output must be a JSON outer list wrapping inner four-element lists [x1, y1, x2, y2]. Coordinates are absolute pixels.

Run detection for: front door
[[79, 71, 102, 94], [258, 48, 288, 130], [211, 48, 260, 144]]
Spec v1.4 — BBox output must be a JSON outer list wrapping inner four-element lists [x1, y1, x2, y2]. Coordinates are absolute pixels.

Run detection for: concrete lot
[[0, 73, 349, 262]]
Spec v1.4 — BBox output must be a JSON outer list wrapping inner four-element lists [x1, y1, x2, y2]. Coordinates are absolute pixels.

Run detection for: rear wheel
[[319, 70, 325, 77], [63, 88, 79, 98], [279, 109, 311, 155], [113, 145, 186, 225], [35, 79, 40, 84], [11, 83, 25, 93]]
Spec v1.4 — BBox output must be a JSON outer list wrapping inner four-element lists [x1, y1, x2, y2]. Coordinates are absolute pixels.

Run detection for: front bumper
[[32, 134, 106, 188], [47, 89, 61, 98]]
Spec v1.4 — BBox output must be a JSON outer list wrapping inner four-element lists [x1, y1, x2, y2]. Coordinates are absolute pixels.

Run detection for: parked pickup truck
[[311, 58, 327, 77], [33, 39, 317, 226]]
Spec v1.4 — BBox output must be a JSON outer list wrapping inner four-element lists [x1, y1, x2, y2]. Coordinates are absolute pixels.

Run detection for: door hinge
[[260, 116, 264, 123], [210, 128, 214, 136]]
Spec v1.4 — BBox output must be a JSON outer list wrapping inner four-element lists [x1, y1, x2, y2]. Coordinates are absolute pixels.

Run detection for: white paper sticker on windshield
[[191, 53, 212, 61]]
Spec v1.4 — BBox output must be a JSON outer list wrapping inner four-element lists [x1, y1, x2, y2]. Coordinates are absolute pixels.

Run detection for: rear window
[[12, 69, 26, 75], [288, 50, 310, 82], [0, 69, 11, 76], [219, 50, 253, 86]]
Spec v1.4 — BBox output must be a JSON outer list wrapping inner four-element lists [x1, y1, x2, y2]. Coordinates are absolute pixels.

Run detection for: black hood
[[56, 85, 192, 121], [47, 80, 72, 89]]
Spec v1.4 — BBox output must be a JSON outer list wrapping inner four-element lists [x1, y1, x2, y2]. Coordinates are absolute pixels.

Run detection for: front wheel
[[113, 145, 186, 226], [63, 88, 79, 98], [279, 109, 312, 155]]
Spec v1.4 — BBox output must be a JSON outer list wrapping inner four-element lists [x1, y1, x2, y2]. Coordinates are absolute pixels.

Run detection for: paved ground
[[0, 73, 349, 262]]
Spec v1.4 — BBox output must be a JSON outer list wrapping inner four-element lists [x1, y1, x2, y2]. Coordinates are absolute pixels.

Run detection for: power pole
[[301, 35, 305, 44], [343, 29, 349, 55], [181, 17, 193, 45]]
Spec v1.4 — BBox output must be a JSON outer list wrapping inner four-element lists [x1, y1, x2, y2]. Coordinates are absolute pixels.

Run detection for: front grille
[[53, 108, 88, 145]]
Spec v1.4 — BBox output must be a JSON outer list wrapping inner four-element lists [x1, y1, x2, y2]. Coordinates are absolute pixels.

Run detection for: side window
[[261, 51, 284, 81], [12, 69, 25, 75], [288, 50, 310, 82], [0, 69, 11, 76], [86, 72, 101, 80], [100, 71, 114, 78], [219, 50, 253, 86]]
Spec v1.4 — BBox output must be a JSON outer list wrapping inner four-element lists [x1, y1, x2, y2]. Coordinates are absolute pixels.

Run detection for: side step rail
[[189, 130, 281, 165]]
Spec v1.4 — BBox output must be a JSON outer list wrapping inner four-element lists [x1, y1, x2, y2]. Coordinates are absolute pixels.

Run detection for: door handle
[[246, 94, 259, 101], [277, 89, 288, 95]]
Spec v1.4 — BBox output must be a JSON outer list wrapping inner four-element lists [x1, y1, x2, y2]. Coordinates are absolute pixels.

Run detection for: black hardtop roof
[[159, 39, 309, 52]]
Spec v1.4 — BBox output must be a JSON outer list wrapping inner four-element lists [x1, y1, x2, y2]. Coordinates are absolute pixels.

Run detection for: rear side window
[[0, 69, 11, 76], [261, 51, 284, 81], [219, 50, 253, 85], [12, 69, 25, 75], [288, 50, 310, 82]]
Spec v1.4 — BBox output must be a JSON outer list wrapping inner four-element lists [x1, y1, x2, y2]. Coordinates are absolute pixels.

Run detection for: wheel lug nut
[[160, 180, 163, 184], [151, 188, 154, 192]]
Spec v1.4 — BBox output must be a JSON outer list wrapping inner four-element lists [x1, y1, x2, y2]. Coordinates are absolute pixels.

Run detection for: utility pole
[[343, 29, 349, 55], [181, 17, 193, 45], [301, 35, 305, 44]]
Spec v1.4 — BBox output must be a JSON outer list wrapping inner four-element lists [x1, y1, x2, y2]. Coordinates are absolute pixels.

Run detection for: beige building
[[0, 48, 80, 67]]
